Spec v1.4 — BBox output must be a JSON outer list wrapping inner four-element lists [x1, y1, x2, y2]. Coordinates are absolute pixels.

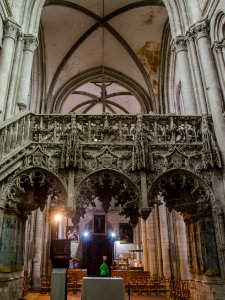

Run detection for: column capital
[[212, 41, 223, 53], [23, 34, 39, 53], [189, 19, 209, 41], [172, 35, 187, 53], [3, 19, 20, 41], [186, 30, 196, 43]]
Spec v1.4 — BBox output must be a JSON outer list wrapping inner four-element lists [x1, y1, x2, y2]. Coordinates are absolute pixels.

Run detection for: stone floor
[[23, 292, 171, 300]]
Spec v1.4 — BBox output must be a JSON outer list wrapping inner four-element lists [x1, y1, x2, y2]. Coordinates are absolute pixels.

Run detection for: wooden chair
[[74, 269, 87, 293], [67, 273, 76, 294], [40, 275, 51, 294]]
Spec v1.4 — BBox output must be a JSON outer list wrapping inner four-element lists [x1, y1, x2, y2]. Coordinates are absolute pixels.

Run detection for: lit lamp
[[54, 213, 62, 239]]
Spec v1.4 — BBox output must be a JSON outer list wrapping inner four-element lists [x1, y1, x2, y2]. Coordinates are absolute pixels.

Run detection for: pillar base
[[190, 276, 225, 300], [0, 271, 24, 300]]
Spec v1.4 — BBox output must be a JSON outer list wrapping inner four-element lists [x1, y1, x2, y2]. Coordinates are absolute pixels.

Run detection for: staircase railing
[[0, 111, 34, 163]]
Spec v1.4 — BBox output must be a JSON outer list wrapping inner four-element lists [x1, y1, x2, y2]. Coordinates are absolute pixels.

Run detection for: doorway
[[83, 234, 113, 276]]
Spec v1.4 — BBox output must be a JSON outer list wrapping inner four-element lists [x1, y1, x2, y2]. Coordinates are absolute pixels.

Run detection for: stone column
[[173, 36, 197, 115], [0, 19, 19, 121], [32, 208, 43, 290], [186, 32, 208, 114], [41, 196, 51, 276], [159, 203, 171, 278], [0, 208, 4, 245], [140, 218, 149, 271], [155, 204, 163, 276], [212, 206, 225, 278], [168, 210, 180, 279], [192, 20, 225, 162], [212, 42, 225, 103], [146, 210, 157, 275], [5, 32, 24, 118], [176, 212, 189, 280], [17, 34, 38, 111], [0, 211, 18, 272]]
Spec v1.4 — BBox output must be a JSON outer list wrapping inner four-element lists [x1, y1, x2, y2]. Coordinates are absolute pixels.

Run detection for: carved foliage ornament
[[1, 169, 67, 214], [76, 170, 140, 227], [149, 170, 214, 222]]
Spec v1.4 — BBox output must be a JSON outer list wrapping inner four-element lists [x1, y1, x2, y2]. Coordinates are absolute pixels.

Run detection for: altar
[[81, 277, 126, 300]]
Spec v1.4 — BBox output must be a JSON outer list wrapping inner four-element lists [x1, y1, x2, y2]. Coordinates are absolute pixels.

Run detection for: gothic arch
[[74, 168, 141, 227], [148, 168, 214, 222], [211, 10, 225, 42], [51, 67, 152, 114], [1, 167, 68, 214]]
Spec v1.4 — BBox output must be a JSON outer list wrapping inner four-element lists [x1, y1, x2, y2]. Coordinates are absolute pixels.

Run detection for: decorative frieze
[[0, 113, 222, 226]]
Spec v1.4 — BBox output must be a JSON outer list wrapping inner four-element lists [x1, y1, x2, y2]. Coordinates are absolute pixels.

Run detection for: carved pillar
[[186, 32, 208, 114], [68, 168, 75, 207], [0, 20, 19, 120], [17, 34, 38, 111], [212, 42, 225, 103], [192, 20, 225, 162], [175, 212, 189, 280], [159, 203, 171, 278], [173, 36, 197, 115], [146, 213, 157, 274]]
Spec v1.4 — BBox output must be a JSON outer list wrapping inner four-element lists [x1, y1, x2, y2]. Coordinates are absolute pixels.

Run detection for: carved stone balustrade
[[0, 113, 221, 177]]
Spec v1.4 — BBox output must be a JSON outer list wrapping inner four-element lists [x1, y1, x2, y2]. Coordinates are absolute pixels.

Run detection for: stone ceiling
[[41, 0, 168, 114]]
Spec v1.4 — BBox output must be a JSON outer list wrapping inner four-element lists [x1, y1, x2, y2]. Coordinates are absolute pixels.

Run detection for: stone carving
[[0, 113, 222, 227], [149, 169, 214, 222], [172, 36, 188, 53], [76, 170, 140, 227], [1, 168, 67, 214]]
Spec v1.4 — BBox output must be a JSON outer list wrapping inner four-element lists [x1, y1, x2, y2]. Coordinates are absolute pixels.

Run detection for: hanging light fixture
[[93, 0, 114, 113], [101, 0, 107, 112]]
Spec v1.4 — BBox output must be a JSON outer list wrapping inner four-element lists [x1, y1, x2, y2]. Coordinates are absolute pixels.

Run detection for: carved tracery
[[1, 168, 67, 214], [149, 169, 214, 221], [76, 170, 140, 227]]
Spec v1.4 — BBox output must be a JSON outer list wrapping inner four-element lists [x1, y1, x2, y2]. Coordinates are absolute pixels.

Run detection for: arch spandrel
[[75, 168, 141, 227]]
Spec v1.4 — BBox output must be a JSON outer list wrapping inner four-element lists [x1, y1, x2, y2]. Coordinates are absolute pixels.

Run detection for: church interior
[[0, 0, 225, 299]]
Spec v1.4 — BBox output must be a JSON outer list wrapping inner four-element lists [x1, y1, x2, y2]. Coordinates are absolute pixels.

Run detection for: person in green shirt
[[100, 260, 109, 277]]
